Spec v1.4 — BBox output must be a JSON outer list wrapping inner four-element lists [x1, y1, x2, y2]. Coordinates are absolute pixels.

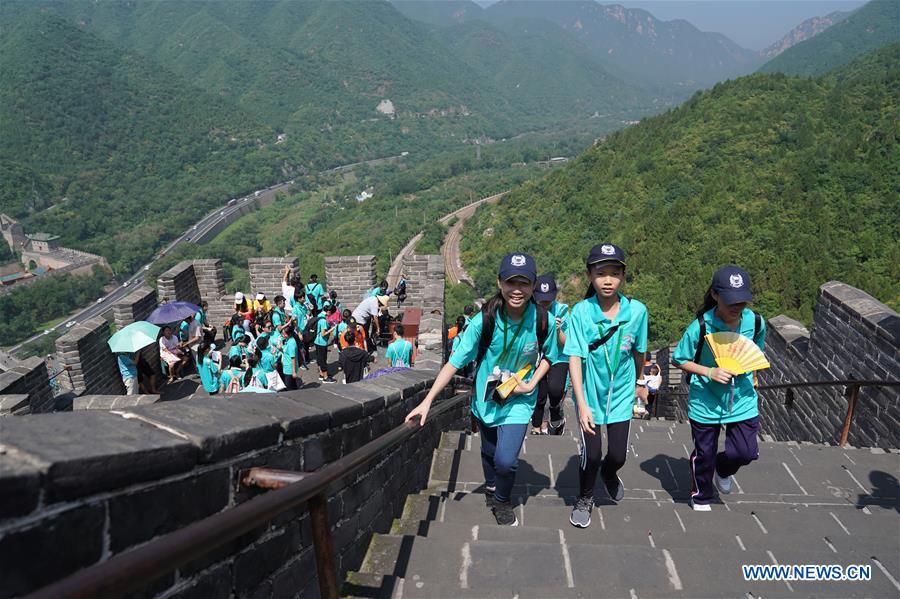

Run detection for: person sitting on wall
[[159, 325, 189, 384]]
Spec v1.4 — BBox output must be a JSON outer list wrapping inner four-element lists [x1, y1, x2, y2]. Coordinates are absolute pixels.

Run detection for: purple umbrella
[[147, 301, 201, 325]]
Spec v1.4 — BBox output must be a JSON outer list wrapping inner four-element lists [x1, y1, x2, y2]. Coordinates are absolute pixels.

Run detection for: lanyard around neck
[[497, 307, 525, 367], [595, 323, 624, 376]]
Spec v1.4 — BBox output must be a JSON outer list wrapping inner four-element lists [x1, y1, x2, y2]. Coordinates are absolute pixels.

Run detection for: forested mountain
[[760, 0, 898, 76], [461, 45, 900, 345], [391, 0, 484, 26], [760, 10, 850, 60], [0, 0, 657, 270], [0, 12, 283, 271]]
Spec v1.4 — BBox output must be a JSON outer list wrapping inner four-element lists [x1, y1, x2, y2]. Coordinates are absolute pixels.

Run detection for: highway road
[[6, 154, 408, 357]]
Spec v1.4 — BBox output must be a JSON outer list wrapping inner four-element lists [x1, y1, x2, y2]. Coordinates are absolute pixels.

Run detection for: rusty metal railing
[[26, 391, 471, 599], [660, 379, 899, 447]]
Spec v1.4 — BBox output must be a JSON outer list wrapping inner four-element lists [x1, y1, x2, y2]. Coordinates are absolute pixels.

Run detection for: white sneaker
[[690, 499, 712, 512], [714, 471, 733, 495]]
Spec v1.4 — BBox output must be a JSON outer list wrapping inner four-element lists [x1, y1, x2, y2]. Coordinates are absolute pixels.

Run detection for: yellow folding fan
[[704, 332, 770, 375], [495, 364, 533, 400]]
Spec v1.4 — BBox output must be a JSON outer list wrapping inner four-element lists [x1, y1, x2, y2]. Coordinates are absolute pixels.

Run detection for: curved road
[[7, 154, 409, 357], [387, 191, 508, 287]]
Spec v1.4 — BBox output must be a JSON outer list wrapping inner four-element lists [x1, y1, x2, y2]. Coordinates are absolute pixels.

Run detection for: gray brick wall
[[55, 317, 124, 396], [0, 369, 465, 597], [248, 257, 298, 301], [113, 286, 157, 330], [157, 262, 200, 306], [401, 254, 445, 352], [0, 357, 53, 415], [325, 255, 377, 313], [757, 282, 899, 449]]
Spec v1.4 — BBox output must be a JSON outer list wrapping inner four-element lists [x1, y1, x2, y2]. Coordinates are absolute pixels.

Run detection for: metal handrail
[[27, 391, 471, 599], [659, 379, 899, 447]]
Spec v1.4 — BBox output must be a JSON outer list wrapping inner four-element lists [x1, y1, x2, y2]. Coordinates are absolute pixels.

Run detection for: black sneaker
[[491, 500, 518, 526], [549, 418, 566, 435], [322, 377, 337, 384], [604, 475, 625, 501], [484, 487, 495, 508]]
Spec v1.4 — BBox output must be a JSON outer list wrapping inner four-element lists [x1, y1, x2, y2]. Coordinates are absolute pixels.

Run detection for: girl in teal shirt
[[564, 243, 647, 528], [195, 343, 221, 395], [406, 253, 557, 527], [673, 266, 766, 511]]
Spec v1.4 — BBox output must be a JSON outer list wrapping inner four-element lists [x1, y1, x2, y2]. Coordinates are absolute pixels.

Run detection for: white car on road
[[65, 321, 76, 328]]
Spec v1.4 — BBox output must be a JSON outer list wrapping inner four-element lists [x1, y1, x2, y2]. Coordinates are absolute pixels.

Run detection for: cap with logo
[[586, 243, 626, 267], [234, 292, 244, 302], [498, 253, 537, 283], [533, 273, 558, 302], [711, 266, 753, 305]]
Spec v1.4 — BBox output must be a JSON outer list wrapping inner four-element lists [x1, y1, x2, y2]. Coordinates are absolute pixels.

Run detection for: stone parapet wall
[[0, 357, 53, 415], [157, 262, 200, 306], [0, 369, 466, 598], [325, 255, 377, 312], [113, 285, 157, 330], [757, 282, 899, 449], [55, 317, 123, 397], [402, 254, 445, 352], [248, 257, 298, 301]]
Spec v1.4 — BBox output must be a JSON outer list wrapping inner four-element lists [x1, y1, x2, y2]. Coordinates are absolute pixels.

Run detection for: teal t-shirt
[[305, 283, 324, 309], [386, 339, 413, 367], [314, 316, 331, 346], [178, 320, 190, 343], [449, 303, 558, 427], [289, 297, 308, 328], [450, 334, 462, 358], [197, 355, 220, 393], [673, 308, 766, 424], [220, 367, 245, 392], [271, 307, 287, 329], [281, 336, 298, 375], [228, 344, 247, 361], [231, 325, 244, 341], [194, 310, 207, 326], [547, 301, 570, 365], [259, 350, 279, 373], [564, 293, 648, 425]]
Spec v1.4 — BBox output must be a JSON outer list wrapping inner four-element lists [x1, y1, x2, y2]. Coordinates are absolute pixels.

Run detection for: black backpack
[[474, 303, 549, 369], [302, 315, 321, 344], [685, 312, 762, 384]]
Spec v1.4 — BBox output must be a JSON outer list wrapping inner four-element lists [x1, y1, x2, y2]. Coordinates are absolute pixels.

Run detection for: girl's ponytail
[[481, 291, 504, 320], [695, 286, 717, 320], [583, 283, 596, 300]]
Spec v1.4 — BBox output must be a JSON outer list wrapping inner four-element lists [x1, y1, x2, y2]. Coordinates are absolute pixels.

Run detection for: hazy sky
[[476, 1, 869, 51], [616, 1, 867, 50]]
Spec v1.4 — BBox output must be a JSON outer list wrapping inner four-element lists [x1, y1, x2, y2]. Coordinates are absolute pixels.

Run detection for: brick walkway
[[344, 398, 900, 598]]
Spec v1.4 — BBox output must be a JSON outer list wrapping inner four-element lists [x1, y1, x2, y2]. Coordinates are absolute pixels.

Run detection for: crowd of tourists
[[408, 243, 766, 527], [117, 267, 415, 395]]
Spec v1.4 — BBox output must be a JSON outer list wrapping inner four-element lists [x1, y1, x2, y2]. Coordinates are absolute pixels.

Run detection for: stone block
[[290, 388, 365, 428], [108, 468, 230, 553], [0, 411, 196, 502], [233, 523, 302, 593], [0, 449, 43, 519], [123, 398, 283, 463], [0, 503, 104, 597]]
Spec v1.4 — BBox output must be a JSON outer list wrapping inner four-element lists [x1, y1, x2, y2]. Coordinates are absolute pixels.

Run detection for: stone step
[[354, 531, 896, 599]]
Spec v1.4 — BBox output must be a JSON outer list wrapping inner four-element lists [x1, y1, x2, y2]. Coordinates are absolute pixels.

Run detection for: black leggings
[[531, 362, 568, 427], [579, 419, 630, 497], [283, 373, 299, 391]]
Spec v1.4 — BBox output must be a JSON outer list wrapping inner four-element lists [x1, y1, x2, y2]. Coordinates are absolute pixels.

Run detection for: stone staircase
[[344, 401, 900, 598]]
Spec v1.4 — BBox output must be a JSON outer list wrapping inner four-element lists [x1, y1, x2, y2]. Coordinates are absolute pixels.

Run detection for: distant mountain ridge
[[760, 10, 850, 59], [395, 0, 763, 92], [760, 0, 898, 76]]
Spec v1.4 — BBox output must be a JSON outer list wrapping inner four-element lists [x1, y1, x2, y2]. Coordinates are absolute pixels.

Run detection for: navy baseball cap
[[533, 273, 558, 302], [498, 253, 537, 282], [586, 243, 626, 267], [712, 266, 753, 304]]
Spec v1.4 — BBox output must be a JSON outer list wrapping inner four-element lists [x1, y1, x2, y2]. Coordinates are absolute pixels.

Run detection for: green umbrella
[[108, 321, 161, 353]]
